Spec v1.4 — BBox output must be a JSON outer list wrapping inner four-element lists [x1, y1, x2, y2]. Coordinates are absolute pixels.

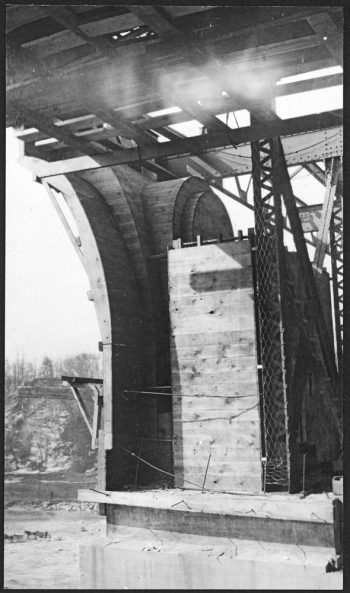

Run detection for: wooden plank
[[174, 425, 260, 447], [171, 341, 256, 360], [174, 416, 259, 431], [173, 393, 258, 411], [174, 475, 262, 493], [169, 295, 254, 318], [176, 445, 261, 462], [173, 364, 257, 380], [174, 461, 261, 474], [173, 409, 259, 424], [170, 329, 256, 348], [172, 383, 259, 398], [176, 355, 257, 373], [168, 252, 252, 269], [168, 270, 254, 296], [173, 438, 258, 463], [170, 314, 255, 334], [306, 13, 343, 66]]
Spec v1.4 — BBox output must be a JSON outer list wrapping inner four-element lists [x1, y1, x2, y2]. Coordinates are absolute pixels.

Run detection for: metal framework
[[251, 139, 289, 490], [330, 197, 343, 374]]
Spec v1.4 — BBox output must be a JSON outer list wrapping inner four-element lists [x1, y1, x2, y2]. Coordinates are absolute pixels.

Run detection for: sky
[[5, 129, 101, 364], [5, 67, 342, 364]]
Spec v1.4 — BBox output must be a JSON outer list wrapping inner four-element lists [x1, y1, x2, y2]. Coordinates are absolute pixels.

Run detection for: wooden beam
[[21, 12, 142, 57], [313, 157, 341, 272], [38, 6, 117, 58], [15, 72, 342, 147], [162, 86, 240, 147], [91, 391, 103, 450], [274, 73, 343, 97], [21, 110, 343, 179], [61, 375, 103, 385], [6, 5, 43, 33], [142, 160, 177, 180], [128, 4, 279, 124], [306, 13, 343, 66], [6, 34, 49, 84], [155, 125, 229, 179], [8, 102, 106, 156], [6, 42, 338, 126], [127, 5, 179, 37], [83, 97, 156, 145], [42, 180, 85, 266]]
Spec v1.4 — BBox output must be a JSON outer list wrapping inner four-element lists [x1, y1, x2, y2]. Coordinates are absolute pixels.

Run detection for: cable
[[118, 441, 265, 497], [119, 446, 206, 490]]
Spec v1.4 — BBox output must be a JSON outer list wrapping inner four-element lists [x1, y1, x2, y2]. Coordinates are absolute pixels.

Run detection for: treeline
[[5, 352, 102, 395], [5, 353, 102, 474]]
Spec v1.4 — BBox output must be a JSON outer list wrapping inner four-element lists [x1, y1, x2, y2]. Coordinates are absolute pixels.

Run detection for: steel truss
[[330, 197, 343, 374], [251, 139, 290, 490], [251, 138, 342, 492]]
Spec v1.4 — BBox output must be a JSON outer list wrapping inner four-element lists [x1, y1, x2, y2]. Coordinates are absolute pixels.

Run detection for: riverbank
[[4, 505, 106, 589]]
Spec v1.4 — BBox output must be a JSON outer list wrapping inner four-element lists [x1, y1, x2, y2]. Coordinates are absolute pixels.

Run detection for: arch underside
[[44, 168, 234, 489]]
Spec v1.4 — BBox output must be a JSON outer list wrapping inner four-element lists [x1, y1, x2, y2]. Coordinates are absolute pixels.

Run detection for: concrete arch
[[43, 170, 235, 490], [44, 171, 150, 488], [142, 176, 233, 253]]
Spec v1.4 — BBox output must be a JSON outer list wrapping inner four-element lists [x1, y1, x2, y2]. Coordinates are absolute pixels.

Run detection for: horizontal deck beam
[[19, 109, 342, 179]]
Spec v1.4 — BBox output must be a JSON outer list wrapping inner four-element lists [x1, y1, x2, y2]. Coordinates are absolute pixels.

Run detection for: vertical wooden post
[[333, 498, 343, 567]]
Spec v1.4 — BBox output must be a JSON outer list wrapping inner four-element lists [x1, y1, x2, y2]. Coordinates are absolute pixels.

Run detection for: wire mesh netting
[[251, 139, 289, 489]]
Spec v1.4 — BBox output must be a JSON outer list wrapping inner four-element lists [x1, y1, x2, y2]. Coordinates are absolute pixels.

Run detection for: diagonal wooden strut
[[67, 383, 93, 435], [62, 376, 104, 448]]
